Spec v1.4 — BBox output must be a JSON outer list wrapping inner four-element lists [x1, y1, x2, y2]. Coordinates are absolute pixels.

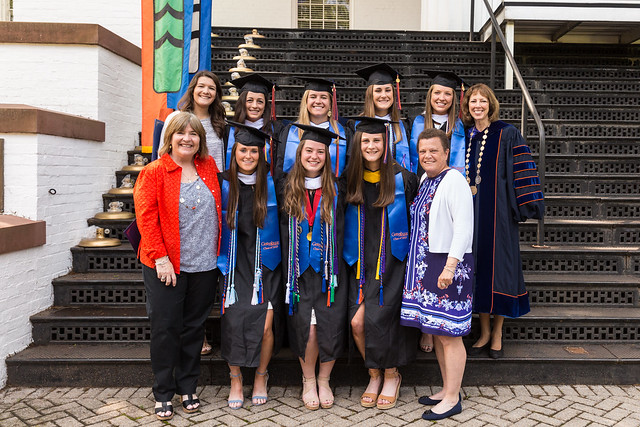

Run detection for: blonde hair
[[461, 83, 500, 126], [158, 112, 209, 159], [296, 89, 341, 138], [423, 84, 457, 138]]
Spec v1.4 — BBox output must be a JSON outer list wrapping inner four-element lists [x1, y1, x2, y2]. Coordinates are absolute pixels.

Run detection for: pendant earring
[[327, 110, 331, 117]]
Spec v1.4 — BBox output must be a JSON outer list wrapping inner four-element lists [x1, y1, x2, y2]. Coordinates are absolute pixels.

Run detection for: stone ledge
[[0, 104, 105, 141], [0, 215, 46, 255], [0, 21, 141, 66]]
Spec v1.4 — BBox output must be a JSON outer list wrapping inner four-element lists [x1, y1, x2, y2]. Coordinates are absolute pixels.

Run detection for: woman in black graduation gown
[[352, 63, 416, 173], [218, 122, 283, 409], [461, 84, 544, 358], [341, 117, 418, 410], [279, 124, 346, 411]]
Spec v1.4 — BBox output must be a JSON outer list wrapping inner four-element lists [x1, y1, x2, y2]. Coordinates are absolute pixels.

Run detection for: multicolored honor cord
[[356, 204, 365, 304], [251, 227, 263, 305], [286, 216, 301, 315]]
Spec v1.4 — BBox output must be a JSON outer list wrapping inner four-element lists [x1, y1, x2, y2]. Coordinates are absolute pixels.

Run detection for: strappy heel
[[301, 376, 319, 410], [377, 369, 402, 410], [317, 375, 334, 409], [360, 368, 382, 408], [228, 372, 244, 410], [251, 370, 269, 406]]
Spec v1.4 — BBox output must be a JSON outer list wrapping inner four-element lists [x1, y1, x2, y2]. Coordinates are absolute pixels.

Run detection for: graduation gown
[[218, 171, 284, 367], [341, 164, 418, 369], [277, 177, 348, 362], [466, 120, 544, 318]]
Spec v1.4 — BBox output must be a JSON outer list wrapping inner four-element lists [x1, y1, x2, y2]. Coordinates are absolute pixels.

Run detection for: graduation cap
[[297, 77, 339, 121], [226, 120, 272, 148], [422, 70, 468, 91], [355, 63, 403, 110], [230, 73, 279, 121], [350, 116, 396, 135], [292, 123, 345, 147]]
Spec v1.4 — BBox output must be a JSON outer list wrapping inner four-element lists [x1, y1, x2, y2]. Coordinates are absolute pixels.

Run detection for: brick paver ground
[[1, 385, 639, 426]]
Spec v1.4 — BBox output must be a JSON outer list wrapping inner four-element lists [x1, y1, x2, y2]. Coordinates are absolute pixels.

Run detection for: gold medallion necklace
[[465, 127, 489, 195]]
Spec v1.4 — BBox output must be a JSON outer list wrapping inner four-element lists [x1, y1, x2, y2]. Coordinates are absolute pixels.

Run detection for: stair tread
[[524, 273, 640, 285], [8, 342, 640, 363], [522, 306, 640, 320], [523, 218, 640, 226], [31, 305, 219, 320], [53, 272, 142, 284], [520, 244, 640, 252]]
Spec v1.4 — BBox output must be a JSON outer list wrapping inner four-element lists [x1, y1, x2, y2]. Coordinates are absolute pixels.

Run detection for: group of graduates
[[133, 63, 545, 422]]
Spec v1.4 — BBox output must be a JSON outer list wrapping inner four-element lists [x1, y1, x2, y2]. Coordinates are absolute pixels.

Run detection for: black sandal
[[155, 401, 173, 420], [181, 394, 200, 413]]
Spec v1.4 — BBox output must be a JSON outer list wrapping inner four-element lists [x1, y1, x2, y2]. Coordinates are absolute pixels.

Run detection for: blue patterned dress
[[400, 169, 474, 337]]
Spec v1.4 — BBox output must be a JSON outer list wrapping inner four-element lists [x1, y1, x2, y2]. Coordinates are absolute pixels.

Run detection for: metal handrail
[[480, 0, 547, 247]]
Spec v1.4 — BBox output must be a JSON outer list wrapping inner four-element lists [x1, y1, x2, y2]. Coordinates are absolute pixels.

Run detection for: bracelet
[[155, 257, 169, 266], [443, 267, 455, 275]]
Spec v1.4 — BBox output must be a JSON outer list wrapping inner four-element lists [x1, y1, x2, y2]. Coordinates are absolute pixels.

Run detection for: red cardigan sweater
[[133, 153, 222, 273]]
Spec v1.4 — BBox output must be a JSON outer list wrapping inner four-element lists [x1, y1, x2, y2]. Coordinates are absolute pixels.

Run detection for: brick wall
[[12, 0, 141, 47]]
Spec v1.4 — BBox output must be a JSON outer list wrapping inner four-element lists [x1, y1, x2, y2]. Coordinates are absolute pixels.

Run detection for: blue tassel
[[379, 284, 384, 306], [322, 276, 326, 293]]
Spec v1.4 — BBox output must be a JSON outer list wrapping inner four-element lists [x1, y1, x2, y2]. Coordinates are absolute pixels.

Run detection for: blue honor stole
[[225, 125, 274, 170], [218, 174, 281, 276], [410, 115, 466, 175], [283, 123, 347, 176], [343, 171, 410, 266]]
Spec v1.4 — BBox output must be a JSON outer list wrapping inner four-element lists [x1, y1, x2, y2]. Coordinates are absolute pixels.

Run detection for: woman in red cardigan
[[134, 112, 222, 421]]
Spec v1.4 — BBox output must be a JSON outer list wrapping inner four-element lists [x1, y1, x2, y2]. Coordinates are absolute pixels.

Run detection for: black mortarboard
[[297, 77, 336, 93], [355, 63, 402, 86], [422, 70, 468, 90], [351, 116, 396, 134], [226, 120, 272, 148], [292, 123, 345, 147], [230, 73, 279, 95]]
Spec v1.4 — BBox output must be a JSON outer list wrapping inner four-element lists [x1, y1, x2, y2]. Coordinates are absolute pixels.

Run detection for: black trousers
[[143, 265, 218, 401]]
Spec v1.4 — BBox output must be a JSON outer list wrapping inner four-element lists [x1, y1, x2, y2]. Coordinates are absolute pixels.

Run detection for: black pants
[[143, 265, 218, 401]]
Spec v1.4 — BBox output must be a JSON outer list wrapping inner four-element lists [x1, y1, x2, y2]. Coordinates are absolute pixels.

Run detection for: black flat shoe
[[467, 342, 490, 357], [489, 348, 504, 359], [419, 392, 460, 406], [422, 397, 462, 421]]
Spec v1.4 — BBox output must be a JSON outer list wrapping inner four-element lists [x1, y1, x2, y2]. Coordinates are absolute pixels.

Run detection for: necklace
[[179, 176, 203, 210], [465, 127, 489, 195]]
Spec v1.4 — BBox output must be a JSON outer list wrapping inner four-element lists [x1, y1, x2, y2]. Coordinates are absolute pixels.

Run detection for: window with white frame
[[297, 0, 350, 30]]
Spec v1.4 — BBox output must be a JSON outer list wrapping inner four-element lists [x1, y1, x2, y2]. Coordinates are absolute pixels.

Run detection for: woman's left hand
[[437, 268, 454, 289]]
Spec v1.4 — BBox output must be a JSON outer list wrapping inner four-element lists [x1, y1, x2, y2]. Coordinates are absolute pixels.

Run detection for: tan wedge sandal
[[360, 368, 382, 408], [317, 375, 334, 409], [302, 376, 319, 410], [377, 369, 402, 410]]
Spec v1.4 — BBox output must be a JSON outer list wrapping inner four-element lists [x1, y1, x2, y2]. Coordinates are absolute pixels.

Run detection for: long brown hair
[[345, 130, 396, 208], [177, 70, 226, 138], [423, 84, 457, 138], [362, 84, 403, 145], [232, 90, 274, 133], [283, 140, 335, 224], [226, 143, 268, 229], [461, 83, 500, 126], [158, 112, 209, 159]]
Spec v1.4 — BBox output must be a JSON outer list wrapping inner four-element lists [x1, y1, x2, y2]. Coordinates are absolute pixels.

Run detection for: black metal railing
[[479, 0, 547, 247]]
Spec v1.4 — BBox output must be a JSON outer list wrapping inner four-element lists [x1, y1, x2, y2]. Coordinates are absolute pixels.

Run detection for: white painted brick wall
[[0, 39, 141, 388], [12, 0, 141, 47]]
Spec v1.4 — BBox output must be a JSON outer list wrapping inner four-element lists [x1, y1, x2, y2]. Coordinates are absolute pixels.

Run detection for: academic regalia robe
[[218, 170, 284, 367], [466, 120, 544, 318], [277, 178, 347, 362], [341, 164, 418, 369]]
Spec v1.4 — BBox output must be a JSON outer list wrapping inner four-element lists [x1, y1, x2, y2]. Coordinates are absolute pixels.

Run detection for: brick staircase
[[6, 28, 640, 387]]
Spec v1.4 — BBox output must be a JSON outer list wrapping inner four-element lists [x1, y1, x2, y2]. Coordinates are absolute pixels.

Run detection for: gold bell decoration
[[233, 48, 256, 61], [223, 101, 235, 118], [221, 86, 239, 102], [211, 32, 219, 38], [122, 154, 149, 172], [78, 227, 121, 247], [94, 201, 135, 220], [238, 35, 260, 49], [244, 29, 265, 39], [229, 58, 253, 73], [224, 72, 241, 86], [109, 174, 135, 195]]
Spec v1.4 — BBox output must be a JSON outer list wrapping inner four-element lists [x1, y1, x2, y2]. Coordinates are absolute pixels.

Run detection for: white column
[[504, 20, 514, 90], [0, 0, 10, 21]]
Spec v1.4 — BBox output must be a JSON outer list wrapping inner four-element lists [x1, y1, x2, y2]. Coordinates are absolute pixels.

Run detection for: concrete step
[[52, 272, 145, 306], [543, 195, 640, 220], [520, 219, 640, 246], [6, 341, 640, 387], [520, 244, 640, 275]]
